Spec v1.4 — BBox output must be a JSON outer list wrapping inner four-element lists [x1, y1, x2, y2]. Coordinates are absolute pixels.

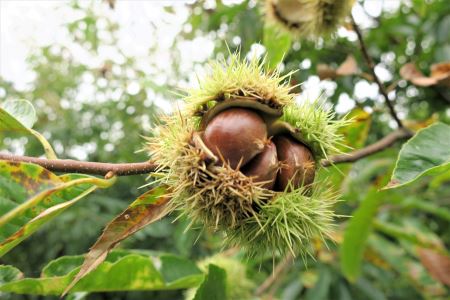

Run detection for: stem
[[351, 14, 404, 129], [321, 128, 413, 166], [0, 129, 413, 176], [0, 153, 157, 176], [30, 128, 58, 159]]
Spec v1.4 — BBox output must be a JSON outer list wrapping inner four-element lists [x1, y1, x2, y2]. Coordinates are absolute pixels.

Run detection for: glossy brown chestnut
[[241, 140, 279, 190], [274, 135, 315, 191], [203, 108, 267, 169]]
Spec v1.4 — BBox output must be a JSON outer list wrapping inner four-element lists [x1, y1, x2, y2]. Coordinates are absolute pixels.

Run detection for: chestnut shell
[[274, 135, 315, 191], [241, 140, 279, 190], [203, 108, 267, 169]]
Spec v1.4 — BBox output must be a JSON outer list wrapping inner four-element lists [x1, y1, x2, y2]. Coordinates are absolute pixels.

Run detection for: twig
[[322, 128, 412, 166], [0, 129, 412, 176], [0, 153, 157, 176], [351, 15, 404, 129], [255, 253, 294, 296]]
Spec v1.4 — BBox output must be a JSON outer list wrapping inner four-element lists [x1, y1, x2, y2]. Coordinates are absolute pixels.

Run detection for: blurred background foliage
[[0, 0, 449, 299]]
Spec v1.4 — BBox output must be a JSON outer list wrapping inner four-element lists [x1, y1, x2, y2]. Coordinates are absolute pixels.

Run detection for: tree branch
[[351, 14, 404, 129], [0, 153, 157, 176], [322, 128, 413, 167], [0, 129, 413, 176]]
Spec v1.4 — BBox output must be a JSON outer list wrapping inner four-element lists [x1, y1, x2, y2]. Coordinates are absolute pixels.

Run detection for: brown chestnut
[[274, 135, 315, 191], [203, 108, 267, 169], [241, 140, 279, 190]]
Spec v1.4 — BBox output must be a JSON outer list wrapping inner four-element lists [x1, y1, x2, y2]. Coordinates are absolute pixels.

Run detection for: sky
[[0, 1, 200, 88]]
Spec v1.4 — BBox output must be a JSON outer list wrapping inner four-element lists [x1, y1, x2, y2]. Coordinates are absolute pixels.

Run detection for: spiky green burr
[[266, 0, 356, 38], [147, 53, 349, 257]]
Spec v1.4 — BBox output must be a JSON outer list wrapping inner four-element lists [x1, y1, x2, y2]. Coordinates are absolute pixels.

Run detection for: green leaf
[[304, 267, 332, 300], [0, 161, 115, 257], [281, 279, 303, 300], [0, 265, 23, 285], [263, 23, 292, 70], [369, 235, 447, 298], [340, 189, 384, 282], [160, 255, 204, 289], [339, 108, 372, 150], [437, 15, 450, 43], [0, 100, 37, 128], [193, 264, 227, 300], [384, 123, 450, 189], [0, 100, 57, 158], [400, 197, 450, 222], [354, 278, 387, 300], [63, 186, 171, 296], [429, 170, 450, 189], [378, 218, 447, 259], [0, 251, 204, 295]]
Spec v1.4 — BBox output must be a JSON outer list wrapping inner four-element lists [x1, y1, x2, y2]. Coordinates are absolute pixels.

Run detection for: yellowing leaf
[[336, 55, 358, 76], [63, 186, 172, 296], [318, 55, 358, 80], [0, 161, 116, 257], [0, 251, 203, 295], [430, 62, 450, 87], [400, 62, 450, 87], [369, 235, 447, 298], [418, 248, 450, 286]]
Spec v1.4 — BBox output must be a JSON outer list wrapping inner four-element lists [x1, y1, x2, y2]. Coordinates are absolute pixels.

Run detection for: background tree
[[0, 0, 449, 299]]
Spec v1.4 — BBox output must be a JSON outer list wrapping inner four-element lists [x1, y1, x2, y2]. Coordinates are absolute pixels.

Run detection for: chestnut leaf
[[63, 186, 171, 296], [193, 264, 227, 300], [384, 122, 450, 190], [0, 100, 56, 159], [0, 251, 203, 295], [0, 160, 115, 257], [263, 23, 292, 70]]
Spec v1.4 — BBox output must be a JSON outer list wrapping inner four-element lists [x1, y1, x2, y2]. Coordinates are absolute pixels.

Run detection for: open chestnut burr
[[148, 54, 346, 257]]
